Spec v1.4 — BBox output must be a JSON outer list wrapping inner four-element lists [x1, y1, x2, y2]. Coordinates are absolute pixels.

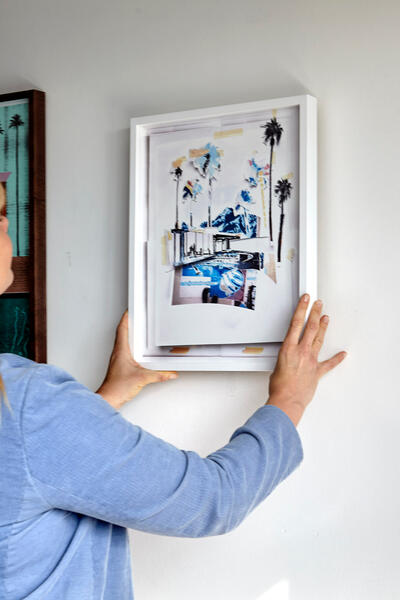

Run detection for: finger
[[147, 370, 178, 383], [318, 351, 347, 376], [283, 293, 310, 346], [301, 299, 323, 347], [311, 314, 329, 356]]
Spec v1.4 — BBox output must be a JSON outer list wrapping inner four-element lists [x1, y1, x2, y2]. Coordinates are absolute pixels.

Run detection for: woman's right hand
[[266, 294, 347, 426]]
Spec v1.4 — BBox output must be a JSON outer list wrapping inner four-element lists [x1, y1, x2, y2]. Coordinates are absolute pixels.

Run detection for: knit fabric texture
[[0, 353, 303, 599]]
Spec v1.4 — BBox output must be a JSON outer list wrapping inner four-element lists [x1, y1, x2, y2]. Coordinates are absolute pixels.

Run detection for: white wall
[[1, 1, 399, 598]]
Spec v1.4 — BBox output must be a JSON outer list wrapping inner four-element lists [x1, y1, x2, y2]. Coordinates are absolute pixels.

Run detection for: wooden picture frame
[[129, 95, 317, 371], [0, 90, 46, 362]]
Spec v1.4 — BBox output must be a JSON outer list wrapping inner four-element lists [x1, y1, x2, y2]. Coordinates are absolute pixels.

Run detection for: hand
[[266, 294, 347, 426], [96, 310, 178, 410]]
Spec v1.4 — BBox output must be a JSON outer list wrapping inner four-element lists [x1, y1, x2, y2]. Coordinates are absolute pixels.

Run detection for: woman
[[0, 187, 346, 599]]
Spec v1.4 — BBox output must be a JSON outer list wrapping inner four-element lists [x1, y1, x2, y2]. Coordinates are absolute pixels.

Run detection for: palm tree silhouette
[[261, 117, 283, 243], [0, 125, 4, 219], [192, 143, 221, 227], [275, 178, 292, 263], [0, 124, 4, 167], [170, 165, 183, 229], [191, 180, 202, 228], [203, 153, 213, 227], [9, 114, 25, 256], [182, 179, 202, 228]]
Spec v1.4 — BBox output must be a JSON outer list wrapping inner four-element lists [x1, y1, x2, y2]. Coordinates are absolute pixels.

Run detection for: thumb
[[113, 310, 131, 354], [318, 351, 347, 376], [156, 370, 178, 381], [141, 369, 179, 385], [118, 309, 129, 329]]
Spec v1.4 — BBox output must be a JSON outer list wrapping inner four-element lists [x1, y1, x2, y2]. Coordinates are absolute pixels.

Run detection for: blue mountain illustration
[[200, 204, 258, 238]]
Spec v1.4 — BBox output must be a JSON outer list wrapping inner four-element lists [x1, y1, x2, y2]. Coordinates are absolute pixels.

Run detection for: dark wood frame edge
[[0, 89, 47, 363]]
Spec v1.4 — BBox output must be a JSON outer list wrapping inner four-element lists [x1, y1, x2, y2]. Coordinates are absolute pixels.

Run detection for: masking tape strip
[[242, 347, 264, 354], [169, 346, 191, 354], [213, 128, 243, 139]]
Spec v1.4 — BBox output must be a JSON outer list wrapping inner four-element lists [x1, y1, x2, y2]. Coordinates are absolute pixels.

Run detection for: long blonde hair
[[0, 378, 11, 425], [0, 182, 12, 424]]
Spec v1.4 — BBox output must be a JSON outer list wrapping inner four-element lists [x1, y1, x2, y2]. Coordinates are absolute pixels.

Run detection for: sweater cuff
[[245, 403, 304, 466]]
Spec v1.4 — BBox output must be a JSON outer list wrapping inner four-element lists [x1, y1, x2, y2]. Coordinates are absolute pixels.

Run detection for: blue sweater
[[0, 352, 303, 599]]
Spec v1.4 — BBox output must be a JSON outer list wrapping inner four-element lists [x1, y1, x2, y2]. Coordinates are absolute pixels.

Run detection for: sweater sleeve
[[22, 363, 303, 537]]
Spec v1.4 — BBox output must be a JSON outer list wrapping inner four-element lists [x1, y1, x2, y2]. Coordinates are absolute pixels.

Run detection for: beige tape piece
[[161, 234, 167, 265], [189, 147, 223, 158], [189, 147, 208, 158], [266, 252, 277, 283], [282, 172, 294, 180], [259, 171, 267, 229], [287, 248, 296, 262], [213, 128, 243, 139], [242, 347, 264, 354], [172, 156, 186, 168], [272, 109, 277, 118], [169, 346, 191, 354]]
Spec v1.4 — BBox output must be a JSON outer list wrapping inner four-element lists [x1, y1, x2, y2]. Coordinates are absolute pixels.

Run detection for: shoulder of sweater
[[0, 353, 64, 399], [0, 352, 40, 368]]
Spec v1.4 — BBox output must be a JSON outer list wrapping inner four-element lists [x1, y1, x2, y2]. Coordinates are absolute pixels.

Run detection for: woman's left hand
[[96, 310, 178, 409]]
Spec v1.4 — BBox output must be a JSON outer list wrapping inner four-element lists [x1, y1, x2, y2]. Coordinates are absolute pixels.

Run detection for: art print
[[147, 105, 300, 347]]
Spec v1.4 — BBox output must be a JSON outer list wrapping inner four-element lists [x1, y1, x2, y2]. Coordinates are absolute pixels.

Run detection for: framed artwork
[[0, 90, 46, 362], [129, 95, 317, 371]]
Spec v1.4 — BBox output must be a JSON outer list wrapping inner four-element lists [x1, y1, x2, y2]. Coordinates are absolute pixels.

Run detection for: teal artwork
[[0, 90, 45, 363], [0, 99, 30, 257], [0, 295, 31, 357]]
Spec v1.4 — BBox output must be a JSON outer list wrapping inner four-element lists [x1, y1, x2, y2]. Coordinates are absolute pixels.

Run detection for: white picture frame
[[128, 94, 317, 371]]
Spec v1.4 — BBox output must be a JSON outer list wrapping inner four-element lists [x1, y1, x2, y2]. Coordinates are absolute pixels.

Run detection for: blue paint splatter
[[201, 205, 258, 238], [245, 157, 269, 188], [193, 180, 202, 197], [240, 189, 252, 203], [192, 143, 221, 180]]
